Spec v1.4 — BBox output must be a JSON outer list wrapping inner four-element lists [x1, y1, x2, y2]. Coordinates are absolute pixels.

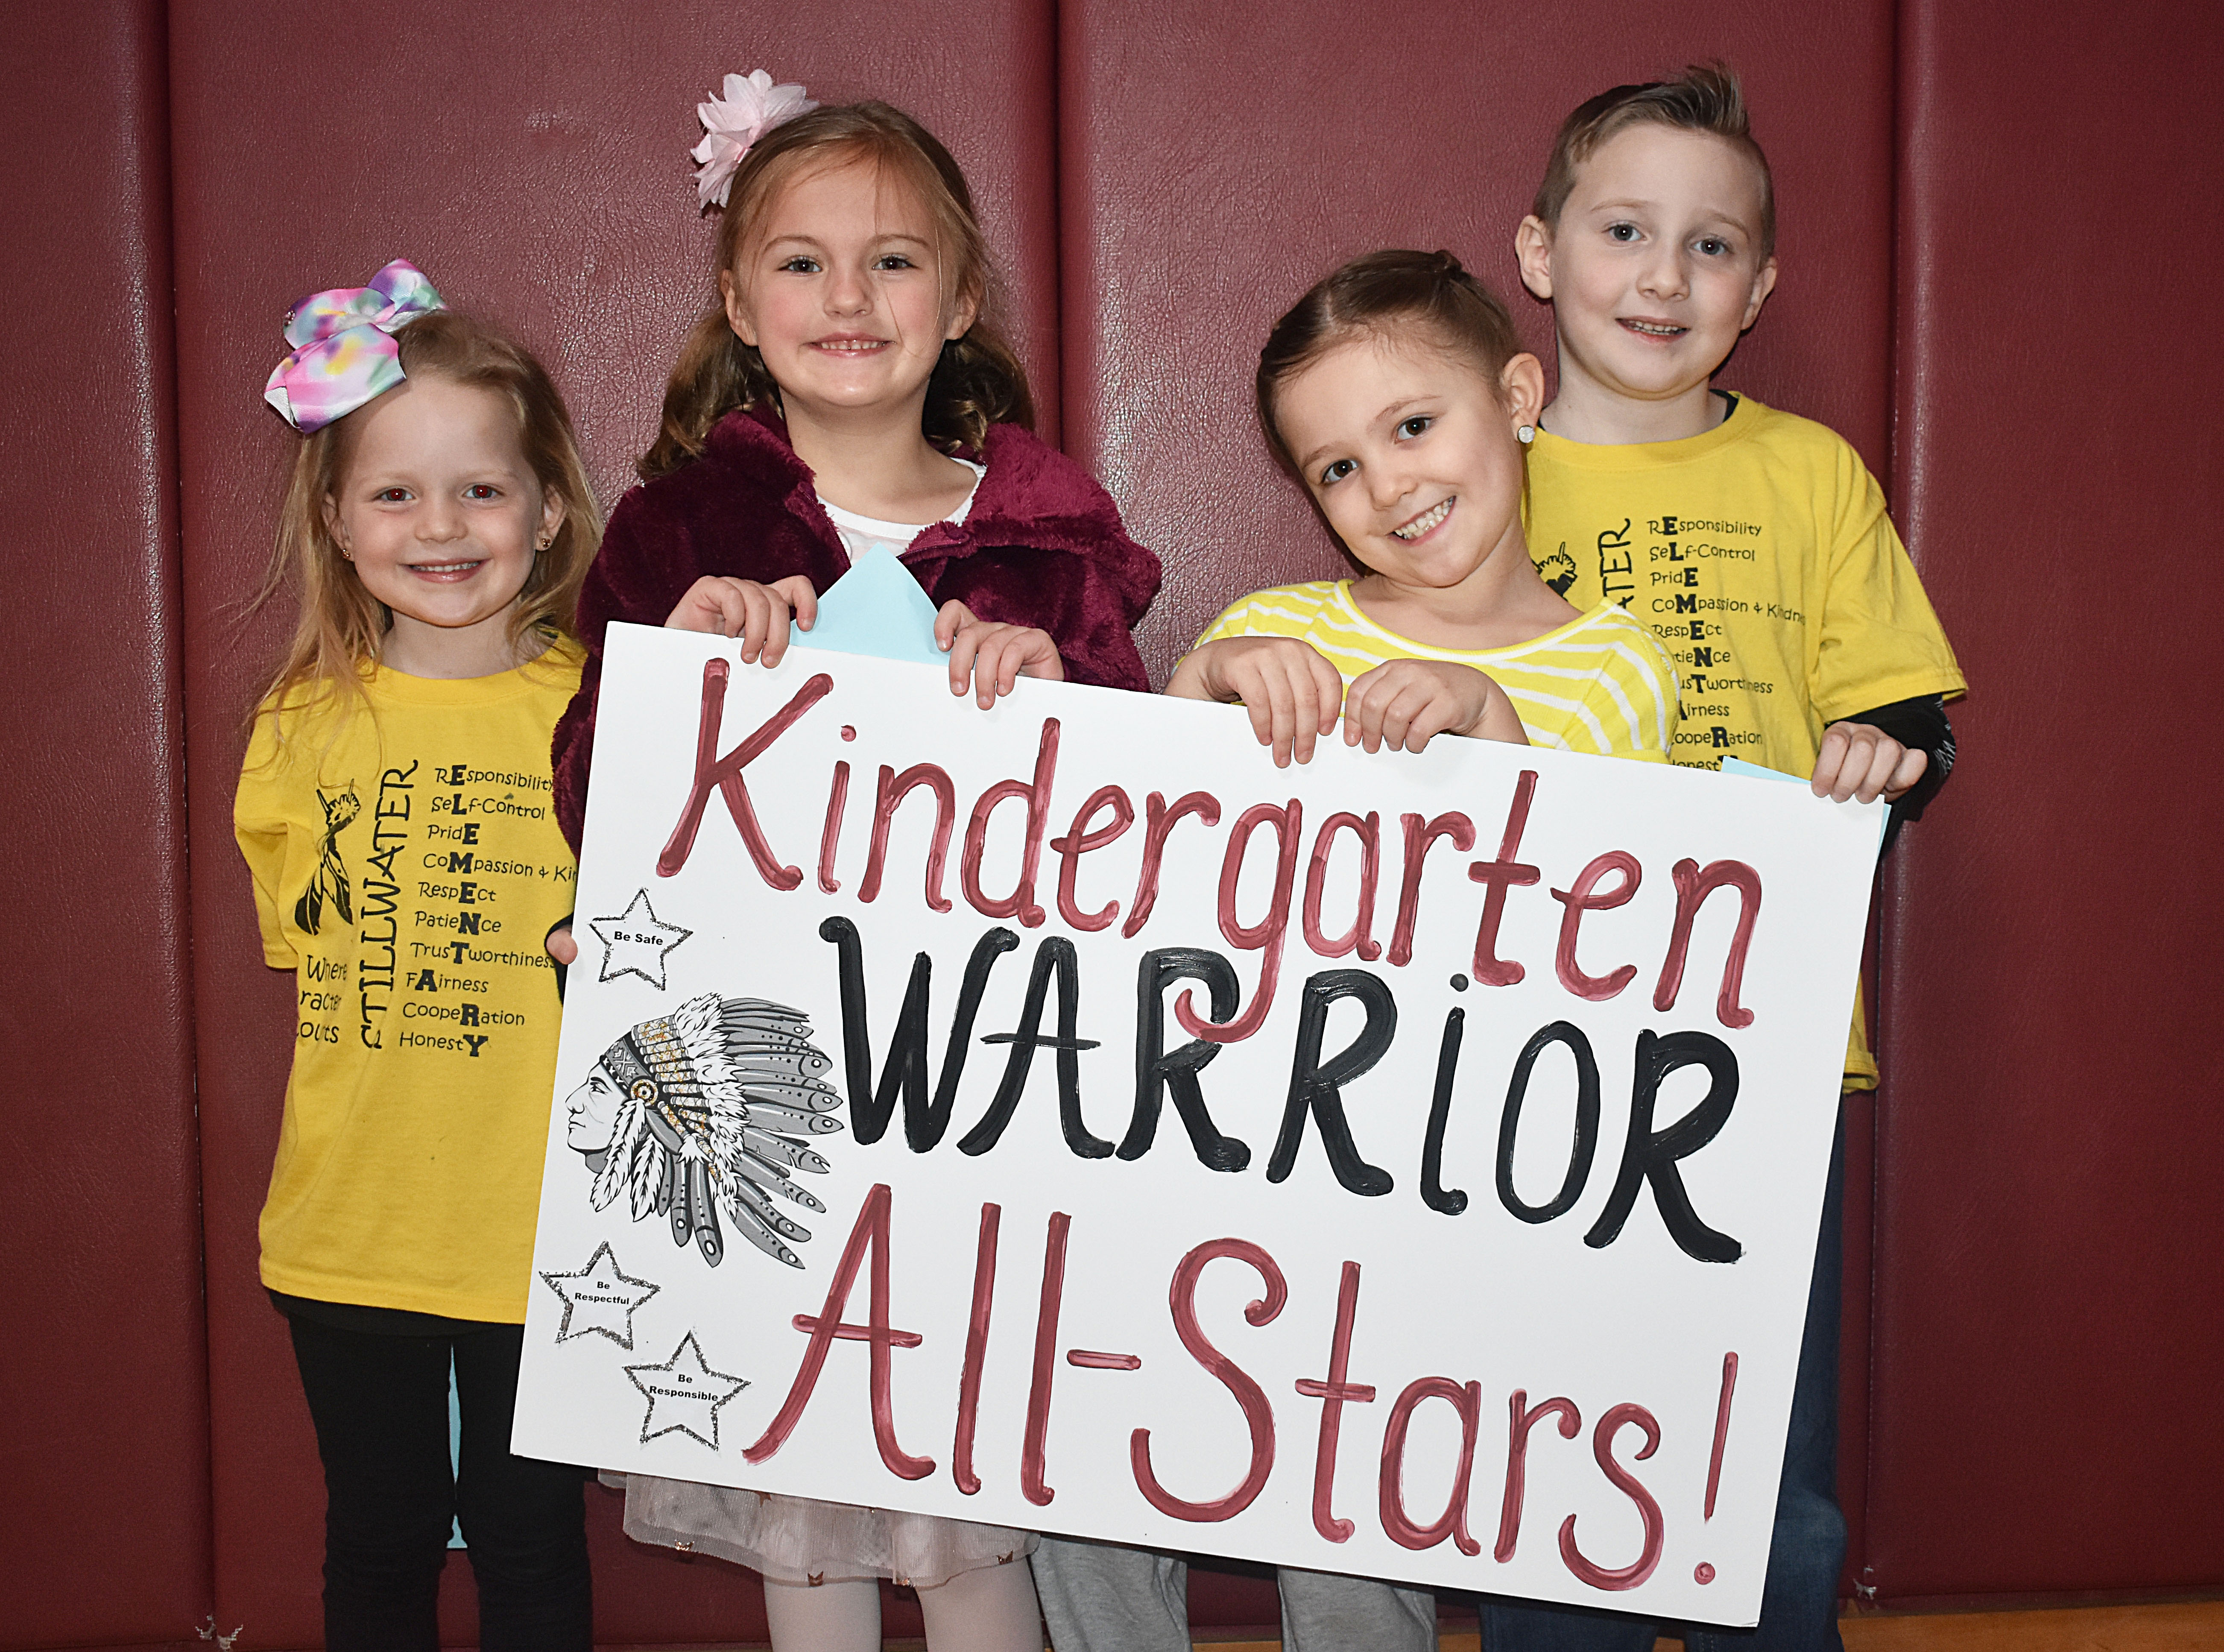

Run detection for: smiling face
[[720, 156, 978, 431], [1274, 332, 1542, 598], [323, 374, 562, 675], [1519, 123, 1776, 418]]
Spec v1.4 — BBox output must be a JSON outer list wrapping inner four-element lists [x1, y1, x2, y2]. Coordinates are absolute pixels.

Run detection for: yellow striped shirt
[[1193, 581, 1679, 761]]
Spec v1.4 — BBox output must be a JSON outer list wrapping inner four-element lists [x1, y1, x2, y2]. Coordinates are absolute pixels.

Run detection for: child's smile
[[1392, 497, 1454, 541], [401, 557, 492, 581]]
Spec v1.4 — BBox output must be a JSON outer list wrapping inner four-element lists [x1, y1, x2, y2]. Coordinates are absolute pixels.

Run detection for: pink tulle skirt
[[611, 1473, 1038, 1588]]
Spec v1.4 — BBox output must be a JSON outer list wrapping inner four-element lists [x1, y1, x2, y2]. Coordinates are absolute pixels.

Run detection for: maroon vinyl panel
[[1059, 0, 1898, 687], [0, 2, 211, 1647], [168, 3, 1056, 1642], [1869, 0, 2224, 1600], [1056, 0, 1896, 1615]]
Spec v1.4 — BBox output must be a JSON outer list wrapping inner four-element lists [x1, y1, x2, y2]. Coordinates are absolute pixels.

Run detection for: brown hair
[[1256, 249, 1525, 481], [1531, 63, 1775, 259], [250, 308, 603, 727], [641, 100, 1033, 479]]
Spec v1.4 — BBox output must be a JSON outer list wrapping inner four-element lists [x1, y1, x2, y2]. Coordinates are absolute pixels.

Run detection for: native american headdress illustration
[[566, 994, 843, 1269], [294, 784, 360, 934], [1535, 543, 1579, 597]]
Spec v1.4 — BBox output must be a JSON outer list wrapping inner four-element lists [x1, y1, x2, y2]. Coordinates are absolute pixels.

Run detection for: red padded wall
[[0, 3, 211, 1647], [1867, 0, 2224, 1601], [167, 3, 1056, 1642], [1059, 0, 1898, 686]]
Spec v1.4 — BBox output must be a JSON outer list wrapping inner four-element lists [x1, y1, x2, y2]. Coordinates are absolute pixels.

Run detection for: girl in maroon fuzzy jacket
[[550, 100, 1159, 859], [548, 93, 1159, 1652]]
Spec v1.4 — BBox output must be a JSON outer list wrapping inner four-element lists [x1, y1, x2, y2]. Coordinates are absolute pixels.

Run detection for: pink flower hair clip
[[692, 69, 817, 209]]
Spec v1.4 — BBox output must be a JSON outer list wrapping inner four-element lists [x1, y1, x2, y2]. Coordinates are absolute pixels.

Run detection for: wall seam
[[1044, 0, 1065, 454], [152, 0, 221, 1632], [1865, 0, 1921, 1604]]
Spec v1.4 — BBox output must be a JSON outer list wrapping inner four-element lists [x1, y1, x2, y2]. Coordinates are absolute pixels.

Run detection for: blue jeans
[[1482, 1107, 1849, 1652], [1031, 1540, 1438, 1652]]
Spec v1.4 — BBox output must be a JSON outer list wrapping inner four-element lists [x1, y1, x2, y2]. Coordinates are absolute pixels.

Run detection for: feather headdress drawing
[[564, 993, 843, 1269], [295, 784, 360, 934]]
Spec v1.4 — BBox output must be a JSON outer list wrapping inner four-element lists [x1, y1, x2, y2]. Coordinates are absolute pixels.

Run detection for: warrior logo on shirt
[[1534, 542, 1579, 597], [295, 783, 360, 935], [565, 993, 845, 1272]]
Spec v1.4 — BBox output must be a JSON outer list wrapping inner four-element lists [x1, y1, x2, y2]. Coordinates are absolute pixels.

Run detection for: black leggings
[[287, 1314, 592, 1651]]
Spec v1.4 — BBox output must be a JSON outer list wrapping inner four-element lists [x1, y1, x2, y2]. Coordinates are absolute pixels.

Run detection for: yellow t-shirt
[[1193, 581, 1678, 761], [1525, 394, 1966, 1083], [234, 646, 582, 1321]]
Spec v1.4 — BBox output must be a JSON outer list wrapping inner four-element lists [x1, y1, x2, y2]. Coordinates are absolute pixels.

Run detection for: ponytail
[[923, 328, 1034, 455], [642, 306, 776, 479]]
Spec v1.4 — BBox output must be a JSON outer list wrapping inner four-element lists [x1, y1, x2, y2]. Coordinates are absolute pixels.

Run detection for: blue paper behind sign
[[803, 546, 945, 666], [1722, 756, 1795, 783], [448, 1360, 465, 1547], [1722, 755, 1886, 850]]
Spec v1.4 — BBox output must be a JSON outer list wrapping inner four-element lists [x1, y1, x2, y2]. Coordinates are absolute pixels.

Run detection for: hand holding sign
[[663, 573, 820, 666], [936, 600, 1067, 708]]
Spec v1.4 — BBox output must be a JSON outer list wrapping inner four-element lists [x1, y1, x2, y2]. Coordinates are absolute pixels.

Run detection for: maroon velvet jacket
[[553, 405, 1161, 849]]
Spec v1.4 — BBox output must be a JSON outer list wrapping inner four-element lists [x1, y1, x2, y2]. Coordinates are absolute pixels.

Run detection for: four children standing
[[237, 58, 1958, 1652]]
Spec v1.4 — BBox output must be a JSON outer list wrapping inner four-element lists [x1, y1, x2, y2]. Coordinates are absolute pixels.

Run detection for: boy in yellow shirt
[[1494, 66, 1965, 1652]]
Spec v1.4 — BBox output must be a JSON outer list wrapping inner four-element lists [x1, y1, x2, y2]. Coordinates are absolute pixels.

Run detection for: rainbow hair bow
[[263, 259, 445, 432]]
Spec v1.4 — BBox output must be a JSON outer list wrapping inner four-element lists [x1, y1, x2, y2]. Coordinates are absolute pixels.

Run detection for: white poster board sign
[[515, 623, 1881, 1624]]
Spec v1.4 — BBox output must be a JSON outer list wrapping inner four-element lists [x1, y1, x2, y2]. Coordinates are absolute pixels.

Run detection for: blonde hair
[[1532, 63, 1775, 259], [249, 308, 602, 729], [641, 100, 1033, 479]]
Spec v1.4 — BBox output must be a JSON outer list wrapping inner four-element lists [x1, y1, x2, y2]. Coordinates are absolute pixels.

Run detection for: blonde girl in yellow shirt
[[236, 264, 601, 1651], [1168, 249, 1674, 768]]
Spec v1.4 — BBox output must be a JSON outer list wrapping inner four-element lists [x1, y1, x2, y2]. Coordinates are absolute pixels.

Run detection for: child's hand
[[546, 922, 577, 966], [664, 574, 818, 666], [1343, 659, 1527, 754], [1166, 637, 1344, 767], [936, 600, 1065, 709], [1811, 720, 1928, 803]]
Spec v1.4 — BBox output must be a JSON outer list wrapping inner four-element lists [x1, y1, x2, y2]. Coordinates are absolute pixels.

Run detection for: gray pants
[[1032, 1535, 1437, 1652]]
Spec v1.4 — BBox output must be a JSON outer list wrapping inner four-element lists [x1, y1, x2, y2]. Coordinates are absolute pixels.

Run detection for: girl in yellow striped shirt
[[1168, 249, 1676, 767]]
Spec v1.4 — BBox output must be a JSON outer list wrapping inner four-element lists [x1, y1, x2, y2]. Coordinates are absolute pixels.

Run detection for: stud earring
[[1516, 423, 1536, 445]]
